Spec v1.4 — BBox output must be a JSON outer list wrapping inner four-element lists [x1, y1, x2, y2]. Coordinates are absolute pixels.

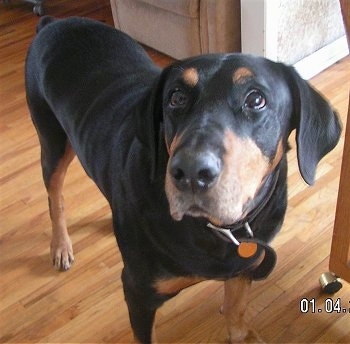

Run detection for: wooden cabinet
[[329, 0, 350, 284], [329, 101, 350, 283]]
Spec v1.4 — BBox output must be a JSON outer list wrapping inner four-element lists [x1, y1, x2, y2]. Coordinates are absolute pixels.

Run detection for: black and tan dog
[[25, 16, 341, 343]]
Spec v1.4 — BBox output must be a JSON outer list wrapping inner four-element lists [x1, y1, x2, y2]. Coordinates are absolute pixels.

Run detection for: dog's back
[[25, 17, 160, 196], [26, 16, 159, 116]]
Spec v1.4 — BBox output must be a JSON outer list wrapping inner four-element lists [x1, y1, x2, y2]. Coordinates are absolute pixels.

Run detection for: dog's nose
[[170, 150, 221, 192]]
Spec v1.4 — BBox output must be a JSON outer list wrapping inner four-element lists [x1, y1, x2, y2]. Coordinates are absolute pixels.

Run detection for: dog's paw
[[228, 328, 264, 344], [50, 235, 74, 271]]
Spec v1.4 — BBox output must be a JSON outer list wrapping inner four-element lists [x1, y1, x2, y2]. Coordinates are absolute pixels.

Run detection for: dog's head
[[158, 54, 341, 226]]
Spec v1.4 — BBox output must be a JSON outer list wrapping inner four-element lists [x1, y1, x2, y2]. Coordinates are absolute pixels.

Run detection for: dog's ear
[[146, 66, 172, 182], [286, 66, 341, 185]]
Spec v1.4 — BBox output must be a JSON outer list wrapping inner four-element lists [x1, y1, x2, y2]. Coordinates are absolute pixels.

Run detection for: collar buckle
[[207, 221, 254, 246]]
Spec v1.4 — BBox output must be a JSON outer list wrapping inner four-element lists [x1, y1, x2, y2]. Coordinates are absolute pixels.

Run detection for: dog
[[25, 16, 341, 343]]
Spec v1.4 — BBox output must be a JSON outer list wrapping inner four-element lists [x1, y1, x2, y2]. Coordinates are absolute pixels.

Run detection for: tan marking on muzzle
[[182, 67, 199, 87], [232, 67, 254, 84], [268, 139, 284, 172], [165, 133, 186, 221], [214, 130, 270, 221], [223, 130, 270, 191], [167, 133, 182, 157]]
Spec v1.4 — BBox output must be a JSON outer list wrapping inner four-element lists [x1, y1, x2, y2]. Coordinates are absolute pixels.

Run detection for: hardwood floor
[[0, 1, 349, 343]]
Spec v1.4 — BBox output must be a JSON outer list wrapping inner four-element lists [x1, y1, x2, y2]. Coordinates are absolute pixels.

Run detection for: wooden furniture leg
[[324, 0, 350, 290]]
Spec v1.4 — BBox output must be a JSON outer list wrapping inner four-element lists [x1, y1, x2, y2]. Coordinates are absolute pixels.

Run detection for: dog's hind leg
[[29, 98, 76, 271]]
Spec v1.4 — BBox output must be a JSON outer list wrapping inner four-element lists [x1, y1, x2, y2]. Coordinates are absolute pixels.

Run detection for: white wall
[[241, 0, 349, 79]]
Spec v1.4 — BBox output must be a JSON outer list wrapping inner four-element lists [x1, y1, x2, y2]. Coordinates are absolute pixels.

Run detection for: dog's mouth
[[187, 204, 211, 218], [168, 195, 248, 226], [188, 204, 246, 227], [168, 199, 204, 222]]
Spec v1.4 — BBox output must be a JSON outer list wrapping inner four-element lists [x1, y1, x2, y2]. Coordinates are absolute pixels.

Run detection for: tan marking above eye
[[182, 67, 199, 87], [232, 67, 255, 84]]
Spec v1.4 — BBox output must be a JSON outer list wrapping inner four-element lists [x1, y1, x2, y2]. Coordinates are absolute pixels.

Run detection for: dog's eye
[[170, 89, 188, 108], [244, 90, 266, 110]]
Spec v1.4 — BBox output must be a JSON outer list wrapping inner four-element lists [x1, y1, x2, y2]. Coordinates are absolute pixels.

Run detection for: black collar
[[207, 167, 280, 239]]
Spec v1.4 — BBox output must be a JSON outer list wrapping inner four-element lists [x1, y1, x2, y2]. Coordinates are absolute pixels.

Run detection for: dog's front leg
[[128, 303, 158, 344], [48, 192, 74, 271], [47, 143, 75, 271], [222, 276, 263, 343], [121, 268, 160, 344]]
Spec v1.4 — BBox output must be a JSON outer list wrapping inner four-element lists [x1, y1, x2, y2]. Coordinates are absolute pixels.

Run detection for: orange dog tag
[[237, 241, 258, 258]]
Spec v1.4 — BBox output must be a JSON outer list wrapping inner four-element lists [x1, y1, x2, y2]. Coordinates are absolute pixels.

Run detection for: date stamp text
[[300, 298, 350, 314]]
